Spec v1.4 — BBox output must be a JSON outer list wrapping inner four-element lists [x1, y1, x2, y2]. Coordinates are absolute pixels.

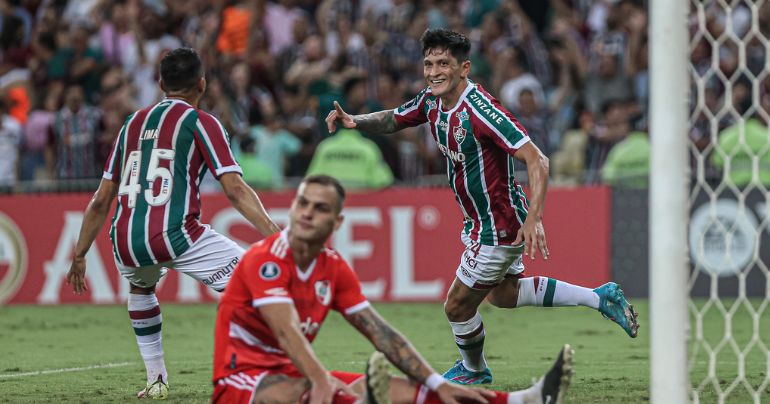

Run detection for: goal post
[[649, 0, 690, 402]]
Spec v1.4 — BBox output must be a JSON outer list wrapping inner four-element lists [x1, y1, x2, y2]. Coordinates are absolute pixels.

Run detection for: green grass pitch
[[0, 300, 767, 402]]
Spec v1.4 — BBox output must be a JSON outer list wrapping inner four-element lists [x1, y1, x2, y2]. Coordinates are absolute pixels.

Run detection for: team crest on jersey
[[453, 125, 467, 144], [425, 99, 437, 111], [456, 110, 469, 124], [259, 262, 281, 281], [314, 280, 332, 306]]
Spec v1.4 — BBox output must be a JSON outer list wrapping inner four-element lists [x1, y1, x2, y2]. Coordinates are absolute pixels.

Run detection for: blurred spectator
[[307, 128, 393, 189], [47, 24, 104, 103], [46, 85, 103, 180], [550, 108, 592, 186], [247, 105, 301, 189], [498, 47, 544, 113], [237, 136, 273, 189], [711, 115, 770, 188], [216, 0, 261, 57], [585, 99, 631, 184], [264, 0, 305, 55], [583, 46, 632, 115], [601, 131, 650, 188], [341, 76, 400, 178], [125, 2, 181, 106], [0, 0, 32, 47], [97, 0, 136, 67], [513, 88, 549, 156], [20, 89, 59, 181], [0, 98, 21, 187]]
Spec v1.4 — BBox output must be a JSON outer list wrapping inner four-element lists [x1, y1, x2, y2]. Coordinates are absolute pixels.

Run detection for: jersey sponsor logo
[[437, 143, 465, 163], [469, 92, 505, 125], [314, 280, 331, 306], [425, 99, 437, 111], [264, 287, 289, 296], [456, 110, 469, 124], [203, 257, 239, 286], [463, 251, 478, 269], [453, 126, 467, 144], [438, 120, 449, 132], [0, 212, 27, 304], [259, 262, 281, 281]]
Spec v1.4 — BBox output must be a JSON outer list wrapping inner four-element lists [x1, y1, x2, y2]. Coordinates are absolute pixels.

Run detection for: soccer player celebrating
[[66, 48, 281, 399], [325, 28, 639, 385], [212, 174, 574, 404]]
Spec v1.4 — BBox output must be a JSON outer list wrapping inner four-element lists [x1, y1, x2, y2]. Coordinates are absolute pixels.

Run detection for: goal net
[[688, 1, 770, 402]]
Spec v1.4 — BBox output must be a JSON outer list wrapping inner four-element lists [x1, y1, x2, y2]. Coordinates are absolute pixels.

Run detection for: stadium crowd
[[0, 0, 764, 192]]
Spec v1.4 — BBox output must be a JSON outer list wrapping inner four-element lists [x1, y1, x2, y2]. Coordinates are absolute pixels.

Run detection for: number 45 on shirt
[[118, 149, 176, 208]]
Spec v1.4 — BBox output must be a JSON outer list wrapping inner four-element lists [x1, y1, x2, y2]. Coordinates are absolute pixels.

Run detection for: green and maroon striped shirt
[[103, 98, 242, 267], [394, 80, 530, 246]]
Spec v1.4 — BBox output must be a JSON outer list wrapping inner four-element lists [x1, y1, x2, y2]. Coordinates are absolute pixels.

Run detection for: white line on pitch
[[0, 362, 133, 379]]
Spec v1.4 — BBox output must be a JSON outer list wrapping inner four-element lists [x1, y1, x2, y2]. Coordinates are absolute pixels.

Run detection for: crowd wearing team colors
[[1, 0, 764, 191]]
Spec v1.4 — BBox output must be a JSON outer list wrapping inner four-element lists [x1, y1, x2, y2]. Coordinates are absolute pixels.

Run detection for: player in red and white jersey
[[66, 48, 280, 399], [326, 29, 639, 386], [212, 174, 574, 404]]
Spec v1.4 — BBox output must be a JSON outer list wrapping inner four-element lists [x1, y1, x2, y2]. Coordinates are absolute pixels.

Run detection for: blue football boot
[[594, 282, 639, 338], [442, 360, 493, 385]]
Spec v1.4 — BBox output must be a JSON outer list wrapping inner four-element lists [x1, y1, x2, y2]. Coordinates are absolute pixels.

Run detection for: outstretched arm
[[346, 307, 493, 403], [220, 173, 281, 237], [325, 101, 405, 135], [67, 179, 119, 294]]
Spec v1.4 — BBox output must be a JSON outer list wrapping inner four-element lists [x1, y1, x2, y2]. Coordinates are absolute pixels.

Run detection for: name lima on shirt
[[141, 129, 160, 141]]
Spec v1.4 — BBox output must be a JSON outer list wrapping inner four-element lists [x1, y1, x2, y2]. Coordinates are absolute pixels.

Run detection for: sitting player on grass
[[211, 174, 573, 404]]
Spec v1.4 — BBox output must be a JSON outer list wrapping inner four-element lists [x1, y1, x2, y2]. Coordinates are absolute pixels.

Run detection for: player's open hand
[[436, 382, 496, 404], [325, 101, 357, 133], [67, 256, 88, 294], [514, 216, 549, 260]]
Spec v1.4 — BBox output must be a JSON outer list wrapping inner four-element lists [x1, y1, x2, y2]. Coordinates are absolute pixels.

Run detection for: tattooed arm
[[345, 306, 435, 382], [325, 101, 406, 135], [346, 306, 496, 403]]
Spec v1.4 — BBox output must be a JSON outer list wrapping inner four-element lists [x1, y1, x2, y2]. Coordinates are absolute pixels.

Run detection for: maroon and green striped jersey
[[394, 80, 530, 246], [103, 98, 242, 267]]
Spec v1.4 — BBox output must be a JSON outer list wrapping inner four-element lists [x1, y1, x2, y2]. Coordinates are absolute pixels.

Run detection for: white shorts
[[455, 232, 526, 289], [115, 227, 245, 291]]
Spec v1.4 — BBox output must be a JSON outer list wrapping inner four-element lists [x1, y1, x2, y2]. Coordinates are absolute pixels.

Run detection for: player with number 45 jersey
[[66, 48, 281, 400]]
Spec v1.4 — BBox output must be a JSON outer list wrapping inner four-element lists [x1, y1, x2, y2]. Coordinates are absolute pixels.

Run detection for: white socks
[[449, 311, 487, 372], [128, 293, 168, 384], [505, 377, 543, 403], [516, 276, 600, 309]]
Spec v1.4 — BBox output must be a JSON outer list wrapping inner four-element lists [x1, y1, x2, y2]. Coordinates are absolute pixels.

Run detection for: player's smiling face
[[423, 48, 470, 101], [289, 183, 343, 244]]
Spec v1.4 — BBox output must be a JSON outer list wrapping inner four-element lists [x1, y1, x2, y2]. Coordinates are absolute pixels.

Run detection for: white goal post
[[650, 0, 689, 403]]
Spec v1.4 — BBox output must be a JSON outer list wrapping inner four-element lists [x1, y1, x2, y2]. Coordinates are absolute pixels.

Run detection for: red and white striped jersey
[[394, 80, 530, 246], [103, 98, 242, 267]]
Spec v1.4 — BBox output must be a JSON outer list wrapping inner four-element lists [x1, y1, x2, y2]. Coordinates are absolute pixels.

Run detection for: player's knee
[[444, 298, 474, 321]]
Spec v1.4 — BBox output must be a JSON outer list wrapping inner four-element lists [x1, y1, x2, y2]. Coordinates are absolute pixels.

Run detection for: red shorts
[[211, 368, 364, 404]]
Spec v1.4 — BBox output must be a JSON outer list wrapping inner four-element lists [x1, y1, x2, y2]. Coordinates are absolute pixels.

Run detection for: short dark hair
[[159, 48, 203, 92], [301, 174, 346, 212], [420, 28, 471, 62]]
